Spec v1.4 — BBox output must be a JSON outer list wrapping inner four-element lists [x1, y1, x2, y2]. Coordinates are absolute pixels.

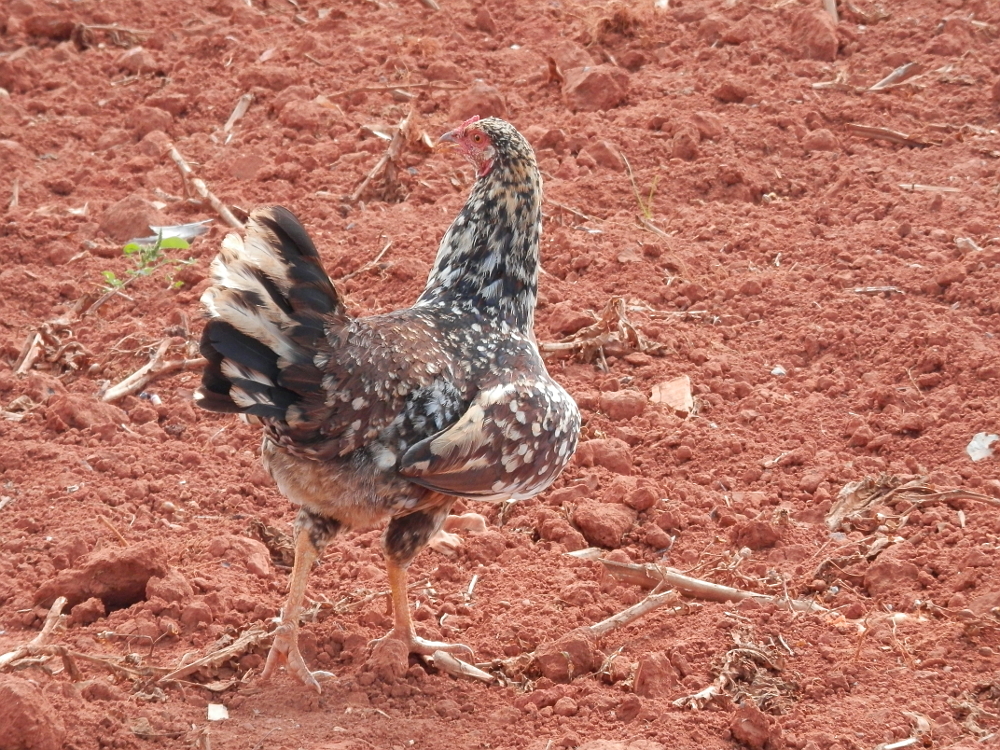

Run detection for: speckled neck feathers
[[417, 119, 542, 333]]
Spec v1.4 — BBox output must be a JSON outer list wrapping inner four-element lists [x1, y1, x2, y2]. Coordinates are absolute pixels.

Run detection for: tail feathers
[[195, 206, 342, 424]]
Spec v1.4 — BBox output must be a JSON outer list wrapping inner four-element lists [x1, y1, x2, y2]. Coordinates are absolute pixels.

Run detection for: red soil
[[2, 1, 1000, 749]]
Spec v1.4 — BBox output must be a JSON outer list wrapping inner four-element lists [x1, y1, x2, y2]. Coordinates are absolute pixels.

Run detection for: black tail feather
[[194, 206, 342, 425]]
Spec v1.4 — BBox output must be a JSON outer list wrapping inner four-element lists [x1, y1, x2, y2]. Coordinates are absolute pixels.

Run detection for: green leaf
[[102, 271, 123, 288], [158, 237, 190, 250], [122, 243, 141, 255]]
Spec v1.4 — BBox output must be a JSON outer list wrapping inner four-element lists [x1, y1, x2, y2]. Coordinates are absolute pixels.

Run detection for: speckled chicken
[[194, 116, 580, 692]]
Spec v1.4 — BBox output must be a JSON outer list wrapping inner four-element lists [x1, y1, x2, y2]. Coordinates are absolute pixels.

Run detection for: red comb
[[459, 115, 481, 128]]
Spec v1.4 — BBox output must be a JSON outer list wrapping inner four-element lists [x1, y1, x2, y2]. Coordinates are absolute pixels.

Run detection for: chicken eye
[[473, 133, 482, 143]]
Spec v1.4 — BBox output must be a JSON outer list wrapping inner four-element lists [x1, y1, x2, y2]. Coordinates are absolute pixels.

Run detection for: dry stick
[[224, 93, 253, 133], [898, 183, 960, 193], [845, 124, 930, 148], [637, 216, 672, 240], [101, 339, 207, 403], [851, 286, 905, 295], [9, 178, 18, 209], [547, 199, 598, 223], [0, 597, 67, 670], [13, 332, 44, 375], [869, 62, 921, 91], [821, 0, 838, 23], [600, 559, 824, 613], [337, 240, 392, 281], [158, 625, 270, 684], [416, 0, 440, 9], [327, 81, 459, 99], [98, 515, 130, 546], [167, 145, 245, 230], [430, 651, 495, 683], [350, 109, 414, 203], [588, 588, 678, 638]]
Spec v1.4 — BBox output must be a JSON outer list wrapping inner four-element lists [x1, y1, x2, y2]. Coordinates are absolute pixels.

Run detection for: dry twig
[[827, 474, 1000, 532], [869, 62, 921, 91], [158, 625, 270, 684], [100, 339, 206, 403], [588, 588, 678, 638], [540, 296, 659, 364], [0, 597, 67, 670], [599, 558, 824, 613], [337, 241, 392, 281], [351, 109, 415, 203], [845, 124, 931, 148], [167, 145, 245, 230]]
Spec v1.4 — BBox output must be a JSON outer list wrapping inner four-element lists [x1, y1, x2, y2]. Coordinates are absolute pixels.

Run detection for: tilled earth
[[2, 1, 1000, 748]]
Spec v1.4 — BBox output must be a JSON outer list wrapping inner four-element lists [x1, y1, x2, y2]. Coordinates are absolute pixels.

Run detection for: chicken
[[194, 116, 580, 692]]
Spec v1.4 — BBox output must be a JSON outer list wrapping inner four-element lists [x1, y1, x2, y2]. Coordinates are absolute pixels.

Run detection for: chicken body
[[195, 117, 580, 692]]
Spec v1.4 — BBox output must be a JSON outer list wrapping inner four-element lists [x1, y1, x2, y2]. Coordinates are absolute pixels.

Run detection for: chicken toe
[[261, 622, 333, 693], [428, 512, 489, 554]]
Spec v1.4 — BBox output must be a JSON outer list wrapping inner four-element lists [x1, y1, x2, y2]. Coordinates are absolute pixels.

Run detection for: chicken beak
[[436, 130, 461, 151]]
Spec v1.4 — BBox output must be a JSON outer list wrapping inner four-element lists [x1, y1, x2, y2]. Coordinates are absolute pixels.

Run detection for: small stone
[[146, 568, 194, 603], [799, 470, 826, 494], [599, 390, 647, 421], [180, 600, 213, 627], [803, 128, 839, 152], [730, 703, 779, 750], [366, 638, 409, 682], [992, 77, 1000, 103], [473, 7, 498, 34], [731, 519, 782, 550], [934, 262, 966, 287], [547, 301, 595, 335], [740, 278, 763, 296], [563, 65, 628, 112], [98, 194, 168, 243], [633, 651, 678, 697], [24, 14, 75, 41], [690, 111, 724, 141], [582, 140, 624, 170], [713, 79, 753, 103], [35, 542, 169, 610], [789, 9, 838, 62], [278, 99, 338, 132], [550, 39, 594, 72], [671, 126, 700, 161], [625, 484, 658, 512], [585, 438, 633, 474], [69, 596, 106, 626], [126, 105, 173, 139], [865, 555, 919, 599], [534, 627, 599, 682], [434, 698, 462, 719], [230, 152, 265, 180], [426, 60, 463, 82], [116, 46, 158, 74], [553, 696, 578, 717], [145, 91, 189, 116], [449, 81, 508, 121], [573, 500, 636, 548]]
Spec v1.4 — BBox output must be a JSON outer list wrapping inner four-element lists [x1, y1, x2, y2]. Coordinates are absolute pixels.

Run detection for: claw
[[261, 622, 333, 694], [371, 628, 474, 658]]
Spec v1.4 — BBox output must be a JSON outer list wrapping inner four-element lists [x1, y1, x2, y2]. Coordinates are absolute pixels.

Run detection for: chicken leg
[[372, 504, 473, 656], [261, 511, 339, 693]]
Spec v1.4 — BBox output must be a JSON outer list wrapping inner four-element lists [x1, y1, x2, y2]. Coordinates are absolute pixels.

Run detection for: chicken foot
[[372, 505, 474, 657], [371, 559, 474, 657], [260, 518, 336, 693]]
